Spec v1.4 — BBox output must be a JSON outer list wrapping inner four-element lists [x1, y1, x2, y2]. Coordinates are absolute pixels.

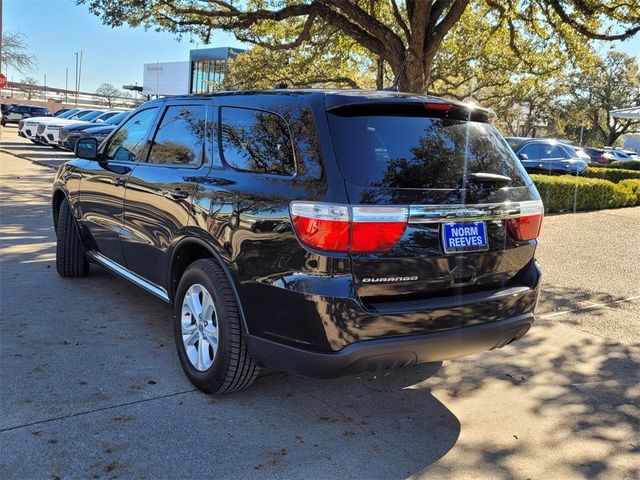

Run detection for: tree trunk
[[398, 50, 426, 93], [376, 57, 384, 90]]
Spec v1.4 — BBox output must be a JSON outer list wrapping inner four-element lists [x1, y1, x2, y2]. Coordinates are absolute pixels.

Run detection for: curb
[[0, 148, 58, 170]]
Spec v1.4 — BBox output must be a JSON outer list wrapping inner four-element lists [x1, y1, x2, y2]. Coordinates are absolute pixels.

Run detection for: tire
[[174, 259, 260, 394], [55, 199, 89, 277]]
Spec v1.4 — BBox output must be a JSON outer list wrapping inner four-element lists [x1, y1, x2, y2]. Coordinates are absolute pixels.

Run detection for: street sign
[[0, 74, 7, 88]]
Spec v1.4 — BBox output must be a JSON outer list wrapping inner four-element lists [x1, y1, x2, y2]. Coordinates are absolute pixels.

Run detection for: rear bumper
[[246, 312, 534, 378]]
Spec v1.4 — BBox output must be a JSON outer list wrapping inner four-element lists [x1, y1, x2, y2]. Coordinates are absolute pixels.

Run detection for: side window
[[220, 107, 295, 176], [541, 144, 565, 159], [518, 143, 540, 160], [148, 105, 207, 166], [105, 108, 158, 162]]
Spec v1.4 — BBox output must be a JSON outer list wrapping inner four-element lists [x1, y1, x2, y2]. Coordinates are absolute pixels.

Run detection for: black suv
[[2, 104, 51, 125], [53, 90, 543, 394], [505, 137, 589, 175]]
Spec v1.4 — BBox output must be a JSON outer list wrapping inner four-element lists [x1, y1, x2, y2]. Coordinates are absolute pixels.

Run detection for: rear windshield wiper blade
[[464, 173, 512, 183]]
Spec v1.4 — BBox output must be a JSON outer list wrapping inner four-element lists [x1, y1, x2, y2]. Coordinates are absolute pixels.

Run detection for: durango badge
[[362, 276, 419, 283]]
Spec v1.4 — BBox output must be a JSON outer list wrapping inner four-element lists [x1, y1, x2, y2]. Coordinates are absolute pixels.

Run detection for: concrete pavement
[[1, 131, 639, 479]]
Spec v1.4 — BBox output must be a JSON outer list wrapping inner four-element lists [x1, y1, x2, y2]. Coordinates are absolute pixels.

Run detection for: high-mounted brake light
[[507, 200, 544, 241], [423, 102, 454, 111], [290, 203, 408, 253]]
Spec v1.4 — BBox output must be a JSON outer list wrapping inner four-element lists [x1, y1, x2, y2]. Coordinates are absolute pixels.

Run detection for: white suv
[[20, 109, 92, 143]]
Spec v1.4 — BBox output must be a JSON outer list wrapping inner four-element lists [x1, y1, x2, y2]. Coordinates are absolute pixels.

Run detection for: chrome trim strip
[[87, 251, 170, 302], [409, 200, 543, 223]]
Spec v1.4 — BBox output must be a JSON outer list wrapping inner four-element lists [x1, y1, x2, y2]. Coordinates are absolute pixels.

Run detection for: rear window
[[328, 112, 528, 189]]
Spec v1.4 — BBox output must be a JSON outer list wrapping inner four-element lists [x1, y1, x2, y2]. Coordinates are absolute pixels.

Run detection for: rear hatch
[[326, 101, 541, 304]]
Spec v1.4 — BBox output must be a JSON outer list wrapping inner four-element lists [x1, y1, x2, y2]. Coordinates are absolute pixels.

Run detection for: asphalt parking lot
[[1, 124, 639, 479]]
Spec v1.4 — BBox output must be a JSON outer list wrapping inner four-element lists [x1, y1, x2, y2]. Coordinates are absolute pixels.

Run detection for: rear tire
[[174, 259, 260, 394], [55, 199, 89, 277]]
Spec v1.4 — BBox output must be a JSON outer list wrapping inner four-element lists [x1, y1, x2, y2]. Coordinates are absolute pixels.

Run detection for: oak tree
[[79, 0, 640, 94]]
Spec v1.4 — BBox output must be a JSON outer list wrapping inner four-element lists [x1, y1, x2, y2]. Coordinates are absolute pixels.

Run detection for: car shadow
[[1, 157, 637, 479]]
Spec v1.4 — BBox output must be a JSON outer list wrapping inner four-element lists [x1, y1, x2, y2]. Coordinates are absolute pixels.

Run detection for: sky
[[3, 0, 640, 92], [3, 0, 245, 91]]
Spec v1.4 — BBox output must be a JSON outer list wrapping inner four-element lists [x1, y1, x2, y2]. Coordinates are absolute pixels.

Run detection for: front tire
[[56, 199, 89, 277], [174, 259, 260, 394]]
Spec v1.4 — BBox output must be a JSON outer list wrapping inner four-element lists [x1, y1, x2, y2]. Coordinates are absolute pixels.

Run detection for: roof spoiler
[[327, 101, 495, 123]]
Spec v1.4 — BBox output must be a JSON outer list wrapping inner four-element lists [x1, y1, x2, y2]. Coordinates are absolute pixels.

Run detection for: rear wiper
[[464, 172, 512, 183]]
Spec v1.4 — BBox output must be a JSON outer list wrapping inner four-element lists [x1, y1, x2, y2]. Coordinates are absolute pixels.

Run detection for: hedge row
[[619, 179, 640, 197], [584, 166, 640, 183], [588, 161, 640, 172], [530, 174, 639, 213]]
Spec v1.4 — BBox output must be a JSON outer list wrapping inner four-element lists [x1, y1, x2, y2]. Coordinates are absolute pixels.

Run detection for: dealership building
[[142, 47, 244, 97]]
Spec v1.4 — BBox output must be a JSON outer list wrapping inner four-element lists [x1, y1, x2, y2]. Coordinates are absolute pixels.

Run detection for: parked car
[[27, 109, 99, 144], [59, 111, 129, 150], [40, 110, 108, 147], [1, 105, 51, 125], [582, 147, 616, 164], [74, 122, 120, 147], [18, 108, 83, 142], [604, 148, 640, 163], [505, 137, 589, 175], [54, 91, 543, 394]]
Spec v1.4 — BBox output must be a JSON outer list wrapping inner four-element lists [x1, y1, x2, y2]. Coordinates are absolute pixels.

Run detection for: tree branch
[[390, 0, 411, 41], [547, 0, 640, 40]]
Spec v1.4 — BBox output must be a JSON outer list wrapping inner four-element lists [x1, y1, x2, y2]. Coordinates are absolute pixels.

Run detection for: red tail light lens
[[290, 203, 349, 252], [507, 201, 544, 241], [290, 203, 408, 253], [350, 206, 408, 252]]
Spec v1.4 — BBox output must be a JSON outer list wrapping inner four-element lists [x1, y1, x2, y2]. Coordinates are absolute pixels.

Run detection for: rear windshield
[[328, 112, 529, 189]]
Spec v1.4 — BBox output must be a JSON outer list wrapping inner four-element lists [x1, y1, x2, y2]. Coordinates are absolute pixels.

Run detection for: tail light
[[507, 201, 544, 241], [290, 202, 408, 253]]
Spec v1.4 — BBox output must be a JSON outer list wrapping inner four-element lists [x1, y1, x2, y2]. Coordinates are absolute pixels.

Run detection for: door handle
[[170, 189, 189, 199], [114, 177, 127, 187]]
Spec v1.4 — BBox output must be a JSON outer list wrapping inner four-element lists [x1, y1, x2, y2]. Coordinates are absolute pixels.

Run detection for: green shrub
[[589, 161, 640, 172], [618, 179, 640, 205], [610, 161, 640, 171], [584, 166, 640, 183], [531, 174, 638, 213]]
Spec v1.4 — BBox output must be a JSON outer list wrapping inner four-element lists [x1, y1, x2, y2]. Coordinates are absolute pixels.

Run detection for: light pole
[[78, 50, 83, 100], [75, 52, 79, 106], [65, 67, 68, 103]]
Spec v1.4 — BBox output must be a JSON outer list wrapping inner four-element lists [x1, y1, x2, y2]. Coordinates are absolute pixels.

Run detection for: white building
[[142, 47, 244, 97], [142, 61, 190, 97]]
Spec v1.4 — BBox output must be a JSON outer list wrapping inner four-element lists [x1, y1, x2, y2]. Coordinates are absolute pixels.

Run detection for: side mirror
[[518, 153, 528, 161], [75, 138, 98, 160]]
